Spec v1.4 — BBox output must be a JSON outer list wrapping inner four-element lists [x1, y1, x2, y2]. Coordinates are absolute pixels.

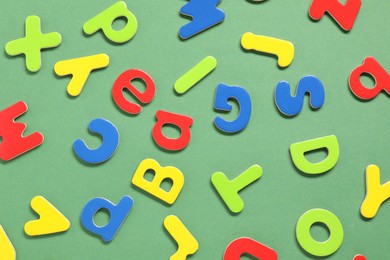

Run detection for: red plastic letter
[[0, 101, 44, 161], [309, 0, 362, 31], [349, 57, 390, 100], [112, 68, 156, 114], [224, 237, 278, 260], [152, 110, 193, 151]]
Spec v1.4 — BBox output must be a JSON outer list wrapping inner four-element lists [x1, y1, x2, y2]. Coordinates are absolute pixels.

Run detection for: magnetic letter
[[0, 226, 15, 260], [290, 135, 339, 175], [174, 56, 217, 94], [349, 57, 390, 100], [152, 110, 193, 151], [81, 196, 134, 242], [224, 237, 277, 260], [0, 101, 44, 161], [83, 1, 138, 43], [54, 54, 110, 96], [361, 165, 390, 219], [214, 83, 252, 133], [275, 75, 325, 116], [296, 208, 344, 257], [309, 0, 362, 31], [241, 32, 294, 68], [24, 196, 70, 236], [164, 215, 199, 260], [211, 165, 262, 213], [112, 68, 156, 114], [179, 0, 225, 39], [73, 118, 119, 164], [132, 158, 184, 204], [5, 15, 62, 72]]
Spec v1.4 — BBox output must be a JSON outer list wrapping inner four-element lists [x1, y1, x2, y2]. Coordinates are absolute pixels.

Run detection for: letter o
[[296, 208, 343, 257]]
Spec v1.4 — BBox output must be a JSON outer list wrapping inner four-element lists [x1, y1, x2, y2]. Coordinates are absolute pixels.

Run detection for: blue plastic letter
[[275, 75, 325, 116], [214, 83, 252, 133], [179, 0, 225, 39], [73, 118, 119, 164], [81, 196, 134, 242]]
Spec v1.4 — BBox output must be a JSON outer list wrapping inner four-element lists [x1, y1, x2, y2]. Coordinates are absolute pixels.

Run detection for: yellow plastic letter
[[54, 54, 109, 96], [361, 165, 390, 218], [131, 158, 184, 204], [0, 226, 15, 260], [241, 32, 294, 68], [164, 215, 198, 260], [24, 196, 71, 236]]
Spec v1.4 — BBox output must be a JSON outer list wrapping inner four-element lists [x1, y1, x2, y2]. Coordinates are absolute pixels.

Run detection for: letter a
[[349, 57, 390, 100], [152, 110, 193, 151]]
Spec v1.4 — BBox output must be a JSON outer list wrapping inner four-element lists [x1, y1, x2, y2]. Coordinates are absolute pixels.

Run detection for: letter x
[[5, 15, 62, 72]]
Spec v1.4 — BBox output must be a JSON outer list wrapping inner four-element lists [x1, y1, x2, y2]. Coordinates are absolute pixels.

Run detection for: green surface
[[0, 0, 390, 259]]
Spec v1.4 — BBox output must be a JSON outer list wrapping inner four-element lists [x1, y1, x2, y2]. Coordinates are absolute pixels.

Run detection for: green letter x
[[5, 15, 62, 72]]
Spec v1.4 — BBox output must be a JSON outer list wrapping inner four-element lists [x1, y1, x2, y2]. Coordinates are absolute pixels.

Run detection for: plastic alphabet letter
[[214, 83, 252, 133], [309, 0, 362, 31], [164, 215, 199, 260], [349, 57, 390, 100], [275, 75, 325, 116], [132, 158, 184, 205], [174, 56, 217, 94], [81, 196, 134, 242], [5, 15, 62, 72], [152, 110, 193, 151], [211, 165, 262, 213], [0, 226, 15, 260], [24, 196, 70, 236], [83, 1, 138, 43], [73, 118, 119, 164], [0, 101, 44, 161], [296, 208, 344, 257], [112, 68, 156, 114], [223, 237, 277, 260], [361, 165, 390, 219], [179, 0, 225, 39], [241, 32, 294, 68], [54, 54, 110, 96], [290, 135, 339, 175]]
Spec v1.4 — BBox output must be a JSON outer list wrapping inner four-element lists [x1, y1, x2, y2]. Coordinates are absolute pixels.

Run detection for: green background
[[0, 0, 389, 259]]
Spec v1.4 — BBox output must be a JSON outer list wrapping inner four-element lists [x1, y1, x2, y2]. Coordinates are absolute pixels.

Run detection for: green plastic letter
[[290, 135, 339, 174], [83, 1, 138, 44], [211, 165, 262, 214], [296, 208, 344, 257]]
